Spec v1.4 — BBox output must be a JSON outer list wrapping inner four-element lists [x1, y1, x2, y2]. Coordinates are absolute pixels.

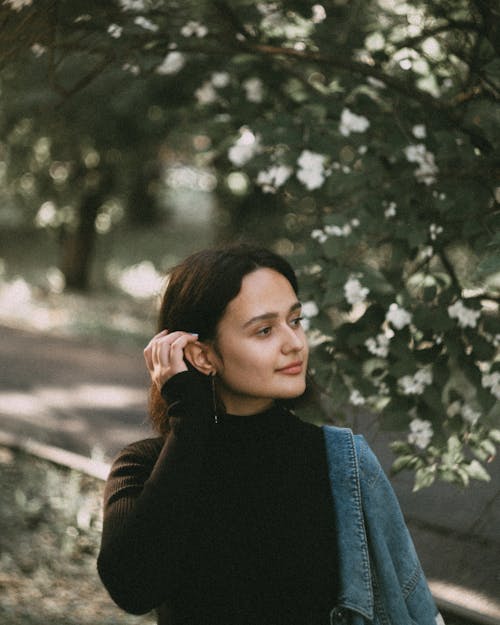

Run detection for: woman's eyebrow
[[242, 301, 302, 328]]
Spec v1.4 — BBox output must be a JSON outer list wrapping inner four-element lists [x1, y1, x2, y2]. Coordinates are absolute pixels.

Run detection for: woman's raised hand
[[143, 330, 199, 391]]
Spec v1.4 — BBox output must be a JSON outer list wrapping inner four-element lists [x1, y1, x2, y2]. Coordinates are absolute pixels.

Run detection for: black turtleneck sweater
[[97, 371, 339, 625]]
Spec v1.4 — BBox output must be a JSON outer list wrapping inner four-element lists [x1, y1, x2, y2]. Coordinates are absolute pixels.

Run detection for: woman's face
[[210, 267, 309, 415]]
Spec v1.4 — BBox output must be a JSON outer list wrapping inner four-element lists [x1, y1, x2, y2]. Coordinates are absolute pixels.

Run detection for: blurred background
[[0, 0, 499, 623]]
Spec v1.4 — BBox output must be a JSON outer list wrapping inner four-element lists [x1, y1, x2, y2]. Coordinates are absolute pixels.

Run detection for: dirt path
[[0, 325, 152, 461]]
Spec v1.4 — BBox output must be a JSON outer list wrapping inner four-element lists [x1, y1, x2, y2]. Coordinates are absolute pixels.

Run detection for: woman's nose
[[281, 325, 304, 353]]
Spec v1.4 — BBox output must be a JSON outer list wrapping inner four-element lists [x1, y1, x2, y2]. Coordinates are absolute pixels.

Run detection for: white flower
[[482, 371, 500, 400], [256, 165, 292, 193], [447, 400, 462, 418], [408, 418, 433, 449], [302, 300, 319, 318], [365, 333, 390, 358], [107, 24, 123, 38], [195, 81, 217, 105], [211, 72, 230, 88], [421, 245, 434, 259], [412, 124, 427, 139], [156, 52, 185, 75], [31, 43, 46, 57], [339, 108, 370, 137], [447, 300, 481, 329], [429, 223, 443, 240], [398, 367, 433, 395], [404, 143, 438, 185], [119, 0, 145, 9], [312, 4, 327, 23], [384, 202, 397, 218], [344, 277, 369, 306], [461, 405, 481, 426], [181, 21, 208, 37], [122, 63, 140, 75], [243, 77, 264, 103], [311, 229, 327, 244], [228, 129, 261, 166], [386, 304, 412, 330], [350, 389, 366, 406], [324, 225, 341, 236], [296, 150, 327, 190], [3, 0, 32, 10], [134, 16, 159, 31]]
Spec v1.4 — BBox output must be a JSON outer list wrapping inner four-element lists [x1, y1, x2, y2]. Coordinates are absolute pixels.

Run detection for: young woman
[[97, 244, 443, 625]]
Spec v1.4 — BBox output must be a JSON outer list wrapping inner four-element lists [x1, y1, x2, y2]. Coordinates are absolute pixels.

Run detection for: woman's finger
[[144, 331, 199, 388]]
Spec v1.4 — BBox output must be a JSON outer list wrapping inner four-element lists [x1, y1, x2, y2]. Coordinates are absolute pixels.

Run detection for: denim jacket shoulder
[[322, 426, 442, 625]]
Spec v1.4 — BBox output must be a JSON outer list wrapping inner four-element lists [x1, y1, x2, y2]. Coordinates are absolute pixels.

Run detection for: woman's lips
[[277, 362, 303, 375]]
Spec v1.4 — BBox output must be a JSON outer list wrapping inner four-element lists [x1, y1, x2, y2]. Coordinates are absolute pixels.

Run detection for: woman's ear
[[183, 341, 217, 376]]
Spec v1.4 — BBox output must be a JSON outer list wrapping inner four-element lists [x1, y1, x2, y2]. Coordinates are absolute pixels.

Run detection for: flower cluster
[[4, 0, 33, 10], [296, 150, 327, 190], [412, 124, 426, 139], [243, 78, 264, 103], [448, 401, 481, 426], [447, 300, 481, 328], [134, 16, 158, 32], [365, 333, 390, 358], [398, 367, 433, 395], [386, 304, 412, 330], [482, 371, 500, 400], [300, 300, 319, 331], [339, 108, 370, 137], [107, 24, 123, 38], [350, 389, 366, 406], [344, 276, 369, 306], [404, 143, 438, 185], [194, 71, 230, 104], [384, 201, 397, 218], [311, 218, 360, 243], [228, 129, 261, 166], [429, 223, 443, 240], [156, 52, 185, 75], [256, 165, 292, 193], [181, 21, 208, 37], [408, 418, 434, 449]]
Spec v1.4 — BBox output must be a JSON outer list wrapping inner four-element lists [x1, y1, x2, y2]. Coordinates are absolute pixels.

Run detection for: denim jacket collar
[[323, 426, 374, 621]]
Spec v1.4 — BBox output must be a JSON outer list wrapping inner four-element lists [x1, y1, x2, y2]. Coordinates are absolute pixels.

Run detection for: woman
[[97, 244, 442, 625]]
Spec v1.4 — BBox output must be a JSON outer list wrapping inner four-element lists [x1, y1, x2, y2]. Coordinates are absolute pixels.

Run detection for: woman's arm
[[97, 371, 212, 615]]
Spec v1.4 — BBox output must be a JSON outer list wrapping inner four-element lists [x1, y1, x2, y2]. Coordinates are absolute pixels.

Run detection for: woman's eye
[[257, 326, 272, 336], [290, 316, 303, 327]]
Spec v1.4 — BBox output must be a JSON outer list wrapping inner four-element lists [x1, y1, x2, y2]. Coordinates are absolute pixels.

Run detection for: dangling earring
[[211, 372, 218, 425]]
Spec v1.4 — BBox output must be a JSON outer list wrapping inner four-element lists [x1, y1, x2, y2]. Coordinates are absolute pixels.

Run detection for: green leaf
[[392, 454, 417, 473], [413, 465, 437, 491], [479, 439, 497, 459], [488, 429, 500, 444], [465, 460, 491, 482]]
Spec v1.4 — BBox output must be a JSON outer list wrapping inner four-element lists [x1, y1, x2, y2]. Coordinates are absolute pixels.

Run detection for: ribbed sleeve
[[97, 371, 213, 615]]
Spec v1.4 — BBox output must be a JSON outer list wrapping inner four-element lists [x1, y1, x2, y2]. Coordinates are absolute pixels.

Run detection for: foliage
[[0, 0, 499, 488], [0, 446, 154, 624]]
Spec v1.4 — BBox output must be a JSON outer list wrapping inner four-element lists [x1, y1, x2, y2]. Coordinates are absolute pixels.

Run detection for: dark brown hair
[[149, 243, 299, 435]]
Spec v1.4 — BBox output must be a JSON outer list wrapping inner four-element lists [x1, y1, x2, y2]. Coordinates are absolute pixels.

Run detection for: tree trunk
[[60, 186, 102, 291]]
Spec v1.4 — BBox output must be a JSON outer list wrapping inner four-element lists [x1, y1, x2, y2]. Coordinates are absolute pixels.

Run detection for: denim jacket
[[322, 426, 444, 625]]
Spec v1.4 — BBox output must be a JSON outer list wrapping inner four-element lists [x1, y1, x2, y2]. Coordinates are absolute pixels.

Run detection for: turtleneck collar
[[213, 402, 297, 440]]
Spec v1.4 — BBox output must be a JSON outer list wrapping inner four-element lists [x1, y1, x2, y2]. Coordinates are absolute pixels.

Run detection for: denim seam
[[401, 561, 422, 598], [349, 432, 374, 605]]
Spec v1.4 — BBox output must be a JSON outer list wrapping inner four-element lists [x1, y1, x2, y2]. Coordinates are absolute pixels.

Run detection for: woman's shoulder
[[321, 425, 383, 481]]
